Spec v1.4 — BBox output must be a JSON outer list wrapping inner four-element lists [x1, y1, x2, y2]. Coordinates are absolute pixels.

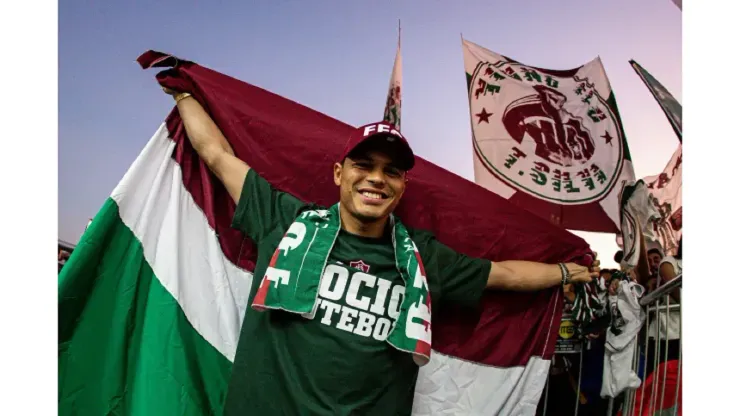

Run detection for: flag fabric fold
[[462, 38, 636, 233], [59, 50, 596, 415]]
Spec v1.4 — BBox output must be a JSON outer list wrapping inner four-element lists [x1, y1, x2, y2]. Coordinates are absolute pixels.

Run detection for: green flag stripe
[[59, 199, 231, 415]]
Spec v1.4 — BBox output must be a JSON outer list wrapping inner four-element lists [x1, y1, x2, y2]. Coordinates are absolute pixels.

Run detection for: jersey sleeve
[[415, 231, 491, 309], [231, 170, 307, 243]]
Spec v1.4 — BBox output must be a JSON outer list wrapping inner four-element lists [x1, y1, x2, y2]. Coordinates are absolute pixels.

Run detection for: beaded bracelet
[[557, 263, 571, 286]]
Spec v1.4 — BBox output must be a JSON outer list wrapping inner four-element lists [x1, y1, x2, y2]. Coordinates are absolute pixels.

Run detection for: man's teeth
[[360, 191, 384, 200]]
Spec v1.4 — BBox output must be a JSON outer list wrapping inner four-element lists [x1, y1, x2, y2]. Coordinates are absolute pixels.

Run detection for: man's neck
[[339, 208, 388, 239]]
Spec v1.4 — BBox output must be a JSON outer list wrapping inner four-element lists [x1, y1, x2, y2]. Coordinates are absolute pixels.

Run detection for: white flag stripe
[[112, 123, 253, 362], [413, 352, 550, 415]]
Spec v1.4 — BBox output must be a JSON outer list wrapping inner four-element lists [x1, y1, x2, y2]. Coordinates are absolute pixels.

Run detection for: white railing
[[538, 274, 682, 416], [618, 274, 682, 416]]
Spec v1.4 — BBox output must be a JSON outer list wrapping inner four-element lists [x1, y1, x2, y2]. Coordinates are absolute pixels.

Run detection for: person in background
[[613, 250, 624, 267], [58, 249, 71, 272], [599, 268, 613, 281], [644, 248, 664, 293], [614, 250, 641, 282], [647, 248, 664, 275], [659, 240, 682, 302], [645, 239, 682, 375]]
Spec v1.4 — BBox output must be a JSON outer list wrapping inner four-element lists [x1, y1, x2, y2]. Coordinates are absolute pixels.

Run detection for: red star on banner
[[601, 131, 613, 146], [476, 108, 493, 124]]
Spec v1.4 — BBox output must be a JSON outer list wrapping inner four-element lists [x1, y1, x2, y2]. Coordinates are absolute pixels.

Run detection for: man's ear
[[333, 161, 343, 186]]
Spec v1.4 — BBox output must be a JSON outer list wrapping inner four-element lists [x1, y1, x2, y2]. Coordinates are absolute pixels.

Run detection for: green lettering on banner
[[564, 180, 580, 193], [589, 164, 608, 185], [475, 79, 501, 99], [484, 66, 506, 82], [487, 84, 501, 94], [588, 107, 607, 123], [546, 76, 559, 88], [504, 147, 526, 169], [552, 179, 561, 192], [530, 169, 547, 186], [523, 69, 542, 83], [596, 171, 607, 184], [531, 162, 550, 186], [581, 177, 596, 191]]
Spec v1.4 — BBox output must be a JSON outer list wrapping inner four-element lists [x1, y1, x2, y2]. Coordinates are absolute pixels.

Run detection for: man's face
[[333, 150, 406, 224], [648, 252, 662, 275]]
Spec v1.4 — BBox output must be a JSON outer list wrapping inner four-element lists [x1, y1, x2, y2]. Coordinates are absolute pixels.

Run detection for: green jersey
[[224, 170, 490, 415]]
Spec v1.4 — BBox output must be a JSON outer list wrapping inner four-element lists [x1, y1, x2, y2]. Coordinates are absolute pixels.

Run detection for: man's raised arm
[[167, 89, 249, 203]]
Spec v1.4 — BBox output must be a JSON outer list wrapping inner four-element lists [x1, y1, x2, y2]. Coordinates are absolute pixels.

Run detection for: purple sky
[[59, 0, 681, 264]]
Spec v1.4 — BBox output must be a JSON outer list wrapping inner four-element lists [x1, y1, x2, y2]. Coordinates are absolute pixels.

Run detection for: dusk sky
[[59, 0, 681, 266]]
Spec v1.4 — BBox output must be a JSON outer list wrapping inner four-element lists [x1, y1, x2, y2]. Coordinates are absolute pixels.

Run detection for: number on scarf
[[279, 222, 307, 255], [265, 267, 291, 287], [405, 299, 432, 344]]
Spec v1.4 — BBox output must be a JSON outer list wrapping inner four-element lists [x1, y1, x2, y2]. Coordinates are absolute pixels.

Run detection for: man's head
[[334, 122, 415, 225], [647, 248, 663, 275]]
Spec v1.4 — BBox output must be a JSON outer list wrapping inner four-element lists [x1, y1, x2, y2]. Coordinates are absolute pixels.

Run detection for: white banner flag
[[644, 145, 682, 255], [462, 38, 635, 232]]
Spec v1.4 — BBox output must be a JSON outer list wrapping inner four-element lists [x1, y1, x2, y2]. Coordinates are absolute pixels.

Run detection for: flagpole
[[398, 19, 401, 49]]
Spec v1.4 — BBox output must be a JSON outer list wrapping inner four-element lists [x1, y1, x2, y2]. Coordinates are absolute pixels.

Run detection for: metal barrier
[[618, 274, 682, 416], [538, 274, 682, 416]]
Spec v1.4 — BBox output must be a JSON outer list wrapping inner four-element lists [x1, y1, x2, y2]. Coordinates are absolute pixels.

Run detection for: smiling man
[[165, 88, 599, 415]]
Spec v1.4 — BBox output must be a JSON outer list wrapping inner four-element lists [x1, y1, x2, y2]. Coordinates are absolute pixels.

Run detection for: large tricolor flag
[[462, 38, 636, 232], [382, 21, 402, 130], [58, 51, 594, 415]]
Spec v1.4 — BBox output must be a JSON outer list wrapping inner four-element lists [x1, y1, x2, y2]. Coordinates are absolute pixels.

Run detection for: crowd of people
[[538, 238, 683, 415]]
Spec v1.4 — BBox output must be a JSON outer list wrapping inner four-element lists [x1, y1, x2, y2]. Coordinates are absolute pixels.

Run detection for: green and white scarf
[[251, 203, 432, 366]]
